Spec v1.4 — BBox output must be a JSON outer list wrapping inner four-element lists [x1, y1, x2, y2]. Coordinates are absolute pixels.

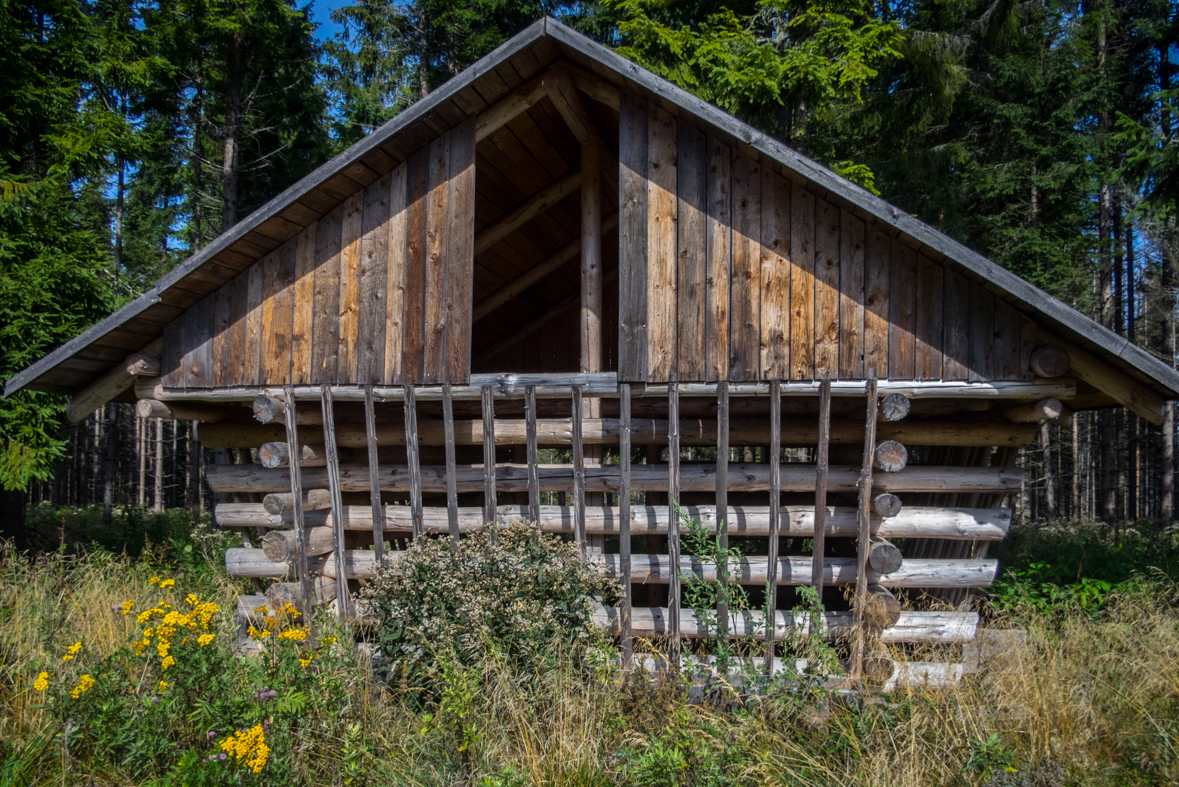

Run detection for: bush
[[361, 520, 619, 684]]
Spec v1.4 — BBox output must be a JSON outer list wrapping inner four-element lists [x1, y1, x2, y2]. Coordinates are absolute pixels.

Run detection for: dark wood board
[[729, 153, 761, 381]]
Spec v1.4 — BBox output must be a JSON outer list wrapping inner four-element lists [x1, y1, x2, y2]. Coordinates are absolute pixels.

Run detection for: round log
[[260, 526, 336, 562], [873, 441, 908, 473], [868, 536, 904, 574], [252, 395, 286, 424], [262, 489, 332, 516], [862, 647, 896, 686], [258, 442, 326, 469], [135, 399, 230, 422], [865, 584, 902, 627], [265, 577, 337, 614], [872, 493, 902, 518], [1029, 346, 1071, 378], [1003, 398, 1063, 423], [879, 394, 911, 422], [124, 354, 161, 376]]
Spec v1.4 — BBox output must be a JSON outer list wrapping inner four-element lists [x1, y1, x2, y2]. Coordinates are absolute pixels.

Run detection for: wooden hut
[[9, 18, 1179, 679]]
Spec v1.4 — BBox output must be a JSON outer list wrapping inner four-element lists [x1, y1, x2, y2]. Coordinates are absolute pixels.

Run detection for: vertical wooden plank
[[185, 294, 215, 387], [789, 182, 816, 380], [525, 385, 540, 523], [647, 103, 678, 382], [572, 386, 586, 556], [852, 375, 879, 680], [320, 385, 352, 617], [942, 269, 971, 380], [915, 253, 944, 380], [403, 385, 424, 537], [729, 154, 761, 381], [446, 116, 476, 383], [992, 299, 1021, 379], [337, 192, 364, 383], [311, 205, 344, 384], [212, 283, 232, 386], [667, 382, 680, 665], [1019, 313, 1037, 381], [677, 122, 707, 382], [263, 239, 296, 385], [814, 198, 841, 378], [384, 163, 409, 384], [401, 149, 431, 384], [244, 260, 265, 385], [291, 225, 316, 385], [968, 283, 995, 381], [619, 382, 633, 667], [715, 380, 730, 637], [618, 91, 649, 382], [888, 240, 917, 379], [812, 379, 832, 596], [442, 384, 459, 544], [839, 210, 866, 379], [282, 386, 312, 608], [863, 227, 891, 378], [226, 270, 249, 386], [482, 385, 497, 528], [704, 136, 731, 382], [764, 380, 781, 673], [357, 173, 393, 384], [760, 168, 790, 380], [422, 132, 452, 383], [161, 317, 184, 387], [364, 386, 386, 565]]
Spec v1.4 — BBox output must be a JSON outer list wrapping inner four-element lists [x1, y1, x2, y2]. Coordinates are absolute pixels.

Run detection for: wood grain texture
[[213, 283, 232, 386], [291, 226, 316, 385], [646, 102, 678, 381], [888, 240, 916, 379], [245, 257, 265, 385], [968, 282, 995, 381], [677, 122, 707, 381], [863, 226, 890, 379], [992, 299, 1021, 380], [384, 163, 408, 384], [226, 269, 249, 386], [357, 173, 392, 384], [336, 192, 364, 382], [789, 182, 815, 380], [184, 294, 215, 387], [914, 253, 943, 380], [162, 316, 184, 387], [401, 148, 430, 384], [760, 167, 790, 380], [1019, 313, 1037, 382], [839, 209, 865, 379], [942, 269, 970, 380], [618, 91, 649, 382], [814, 197, 840, 378], [422, 131, 452, 383], [729, 154, 761, 381], [704, 136, 731, 382], [262, 239, 296, 385], [445, 116, 476, 383], [311, 205, 343, 384]]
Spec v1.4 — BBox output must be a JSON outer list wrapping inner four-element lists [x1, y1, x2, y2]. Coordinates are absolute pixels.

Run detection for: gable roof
[[7, 16, 1179, 406]]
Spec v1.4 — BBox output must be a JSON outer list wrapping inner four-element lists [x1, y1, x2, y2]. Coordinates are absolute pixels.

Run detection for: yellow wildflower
[[161, 655, 175, 670], [246, 625, 271, 640], [62, 642, 82, 662], [197, 634, 215, 647], [70, 674, 94, 699], [277, 626, 309, 642], [149, 576, 160, 585], [159, 579, 175, 589], [119, 600, 134, 615], [185, 593, 198, 606], [159, 680, 168, 691], [255, 604, 269, 616], [33, 672, 49, 691], [323, 636, 337, 646], [221, 724, 269, 774], [299, 656, 312, 667]]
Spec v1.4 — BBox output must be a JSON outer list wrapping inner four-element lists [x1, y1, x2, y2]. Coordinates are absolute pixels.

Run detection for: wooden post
[[764, 380, 781, 673], [812, 379, 833, 598], [319, 385, 352, 617], [619, 382, 633, 668], [667, 382, 681, 667], [403, 385, 424, 538], [525, 385, 540, 523], [363, 386, 386, 565], [443, 384, 459, 547], [852, 375, 880, 680], [282, 386, 312, 610], [482, 385, 497, 530], [715, 381, 730, 638], [572, 385, 586, 556]]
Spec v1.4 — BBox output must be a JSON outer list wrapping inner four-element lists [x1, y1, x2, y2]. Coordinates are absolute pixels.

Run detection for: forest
[[1, 0, 1177, 534]]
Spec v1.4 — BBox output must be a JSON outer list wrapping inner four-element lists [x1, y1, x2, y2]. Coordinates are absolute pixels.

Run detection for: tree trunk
[[417, 9, 429, 98], [154, 418, 164, 512], [1040, 421, 1054, 522], [102, 405, 115, 524], [221, 30, 243, 230]]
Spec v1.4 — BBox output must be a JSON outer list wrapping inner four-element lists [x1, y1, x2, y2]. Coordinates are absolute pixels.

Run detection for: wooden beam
[[475, 74, 546, 142], [482, 385, 497, 528], [619, 383, 633, 667], [403, 385, 423, 538], [474, 171, 580, 256], [135, 398, 228, 422], [442, 384, 458, 546], [543, 67, 606, 147], [67, 336, 163, 423], [363, 386, 386, 565], [281, 384, 313, 610], [764, 380, 781, 673], [853, 376, 879, 680], [812, 380, 832, 597], [716, 381, 730, 637], [320, 385, 352, 617], [667, 382, 681, 666], [572, 386, 586, 556], [525, 385, 540, 523], [1036, 328, 1166, 424]]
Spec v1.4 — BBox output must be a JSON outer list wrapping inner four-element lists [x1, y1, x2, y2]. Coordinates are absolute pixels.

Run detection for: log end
[[874, 440, 909, 473], [879, 393, 911, 422], [872, 492, 903, 518], [253, 395, 285, 424], [1029, 346, 1071, 378], [869, 539, 904, 575]]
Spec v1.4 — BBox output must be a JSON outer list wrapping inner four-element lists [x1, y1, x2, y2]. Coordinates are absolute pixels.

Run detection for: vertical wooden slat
[[442, 384, 459, 545], [619, 382, 633, 667], [363, 385, 385, 565], [915, 253, 944, 380], [790, 182, 815, 380], [226, 270, 249, 386], [402, 148, 431, 384], [667, 381, 681, 665], [715, 380, 730, 637], [337, 192, 364, 382], [320, 385, 352, 617], [161, 317, 184, 387], [764, 380, 781, 673], [618, 91, 649, 382], [403, 385, 424, 538], [852, 375, 879, 680], [422, 132, 452, 383], [812, 379, 832, 597], [677, 122, 707, 382], [647, 103, 678, 382], [384, 163, 409, 384], [263, 239, 297, 385], [525, 385, 540, 523], [357, 173, 393, 384], [244, 261, 265, 385], [572, 385, 586, 556], [943, 269, 971, 380], [447, 116, 477, 383], [212, 284, 232, 386], [282, 385, 312, 608], [482, 385, 497, 527], [992, 299, 1021, 379], [814, 198, 841, 378], [185, 294, 215, 387], [969, 283, 995, 381], [760, 168, 790, 380], [889, 240, 917, 379], [291, 225, 316, 385], [705, 136, 731, 382], [839, 210, 866, 379], [729, 154, 761, 381], [863, 226, 891, 378], [311, 205, 344, 384], [1019, 313, 1037, 381]]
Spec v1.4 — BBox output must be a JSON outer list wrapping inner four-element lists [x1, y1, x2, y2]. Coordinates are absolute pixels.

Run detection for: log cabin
[[7, 18, 1179, 679]]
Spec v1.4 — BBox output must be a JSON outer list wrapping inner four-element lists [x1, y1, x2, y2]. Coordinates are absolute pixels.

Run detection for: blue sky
[[308, 0, 351, 42]]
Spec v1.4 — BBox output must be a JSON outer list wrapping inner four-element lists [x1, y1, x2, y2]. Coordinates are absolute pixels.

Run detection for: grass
[[0, 509, 1178, 786]]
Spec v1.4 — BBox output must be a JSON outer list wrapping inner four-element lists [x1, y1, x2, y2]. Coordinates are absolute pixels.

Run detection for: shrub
[[361, 519, 619, 683]]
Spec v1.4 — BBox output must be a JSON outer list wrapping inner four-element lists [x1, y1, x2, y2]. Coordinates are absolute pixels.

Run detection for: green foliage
[[964, 733, 1020, 781]]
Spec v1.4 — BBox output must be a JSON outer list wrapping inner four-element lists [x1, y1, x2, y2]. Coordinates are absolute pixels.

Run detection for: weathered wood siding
[[162, 117, 476, 388], [617, 94, 1038, 384]]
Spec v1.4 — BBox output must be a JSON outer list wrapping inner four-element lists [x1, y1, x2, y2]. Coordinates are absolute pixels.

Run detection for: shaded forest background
[[1, 0, 1176, 534]]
